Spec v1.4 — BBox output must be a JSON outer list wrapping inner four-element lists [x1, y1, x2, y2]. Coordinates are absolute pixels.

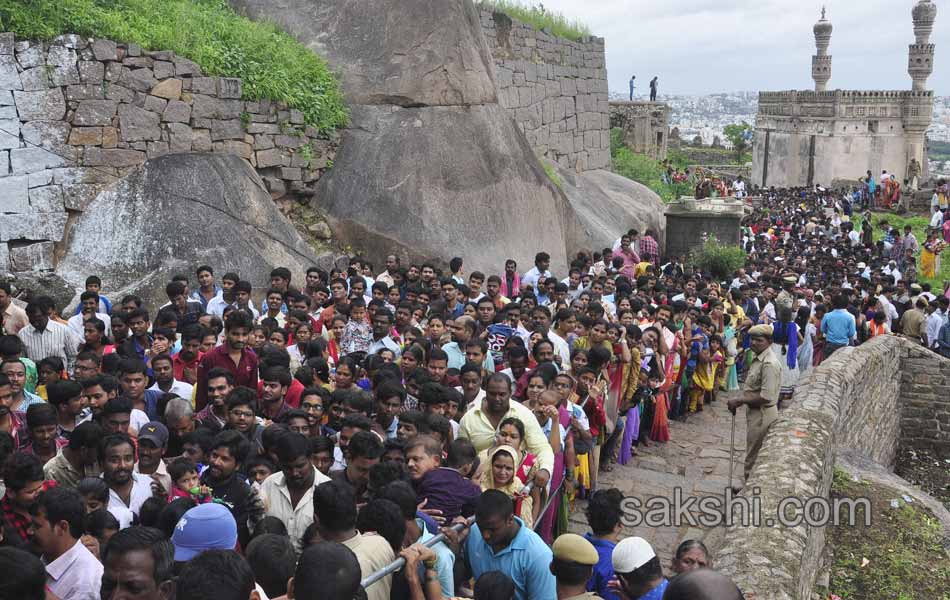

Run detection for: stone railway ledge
[[715, 335, 950, 599]]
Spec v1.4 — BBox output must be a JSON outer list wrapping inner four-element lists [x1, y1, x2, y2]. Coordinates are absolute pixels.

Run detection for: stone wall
[[716, 335, 950, 599], [0, 32, 334, 272], [752, 89, 934, 187], [608, 101, 670, 160], [901, 344, 950, 457], [478, 8, 610, 172]]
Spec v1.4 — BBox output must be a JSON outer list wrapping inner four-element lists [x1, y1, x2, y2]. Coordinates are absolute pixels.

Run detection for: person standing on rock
[[629, 75, 636, 101], [727, 324, 780, 486], [649, 76, 658, 102]]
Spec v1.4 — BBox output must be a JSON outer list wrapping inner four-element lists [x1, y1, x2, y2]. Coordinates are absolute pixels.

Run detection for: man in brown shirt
[[899, 297, 929, 345], [728, 325, 781, 481]]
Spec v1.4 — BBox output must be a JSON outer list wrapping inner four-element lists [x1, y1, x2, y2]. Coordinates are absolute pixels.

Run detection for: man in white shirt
[[30, 486, 103, 600], [926, 297, 950, 350], [19, 298, 78, 373], [522, 251, 552, 295], [101, 433, 155, 525], [66, 291, 111, 345], [259, 432, 331, 553], [148, 354, 194, 400]]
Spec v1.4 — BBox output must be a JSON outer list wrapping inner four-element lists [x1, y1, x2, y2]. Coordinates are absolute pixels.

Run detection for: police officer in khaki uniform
[[728, 324, 781, 481], [550, 533, 604, 599]]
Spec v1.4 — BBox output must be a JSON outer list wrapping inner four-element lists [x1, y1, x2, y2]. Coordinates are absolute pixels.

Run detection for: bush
[[480, 0, 591, 40], [610, 129, 691, 202], [541, 161, 563, 190], [690, 236, 746, 280], [0, 0, 348, 133]]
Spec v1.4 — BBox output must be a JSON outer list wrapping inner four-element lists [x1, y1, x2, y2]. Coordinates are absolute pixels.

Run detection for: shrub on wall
[[690, 235, 746, 280], [480, 0, 591, 40], [611, 129, 691, 202], [0, 0, 348, 132]]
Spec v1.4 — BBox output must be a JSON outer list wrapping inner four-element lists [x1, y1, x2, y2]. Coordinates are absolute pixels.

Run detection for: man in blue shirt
[[820, 294, 856, 358], [466, 490, 556, 600], [584, 489, 624, 599], [612, 536, 668, 600]]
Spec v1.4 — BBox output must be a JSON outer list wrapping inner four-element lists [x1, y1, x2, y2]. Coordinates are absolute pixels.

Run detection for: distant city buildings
[[608, 90, 950, 175]]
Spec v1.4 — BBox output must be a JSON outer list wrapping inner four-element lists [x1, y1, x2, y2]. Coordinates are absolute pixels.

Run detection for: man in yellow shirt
[[458, 373, 553, 490]]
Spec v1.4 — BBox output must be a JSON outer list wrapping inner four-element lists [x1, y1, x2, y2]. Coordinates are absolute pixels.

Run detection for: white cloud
[[535, 0, 946, 95]]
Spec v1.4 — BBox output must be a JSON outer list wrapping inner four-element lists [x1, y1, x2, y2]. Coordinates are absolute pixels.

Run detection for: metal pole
[[728, 410, 737, 491], [360, 517, 474, 590]]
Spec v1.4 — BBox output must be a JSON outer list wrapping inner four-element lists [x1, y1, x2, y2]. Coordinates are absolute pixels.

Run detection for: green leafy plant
[[723, 122, 753, 164], [610, 129, 691, 202], [298, 141, 314, 168], [689, 235, 746, 279], [541, 161, 562, 189], [0, 0, 348, 133], [480, 0, 591, 40]]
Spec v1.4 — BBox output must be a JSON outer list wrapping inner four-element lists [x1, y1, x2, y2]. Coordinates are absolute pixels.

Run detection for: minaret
[[908, 0, 937, 91], [812, 7, 832, 92]]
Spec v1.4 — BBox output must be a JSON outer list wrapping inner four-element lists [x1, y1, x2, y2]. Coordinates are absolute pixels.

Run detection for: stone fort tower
[[752, 1, 936, 188]]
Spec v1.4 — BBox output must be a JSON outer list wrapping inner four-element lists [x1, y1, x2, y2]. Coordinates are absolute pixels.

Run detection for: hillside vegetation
[[480, 0, 591, 40], [0, 0, 348, 132]]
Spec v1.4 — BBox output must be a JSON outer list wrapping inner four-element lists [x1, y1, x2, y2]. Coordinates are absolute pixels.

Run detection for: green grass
[[480, 0, 591, 40], [0, 0, 348, 133], [929, 140, 950, 163], [870, 212, 950, 289], [541, 161, 563, 190], [829, 474, 950, 600], [610, 128, 692, 202]]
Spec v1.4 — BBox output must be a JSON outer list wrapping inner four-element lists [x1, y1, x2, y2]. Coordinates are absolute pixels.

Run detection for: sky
[[539, 0, 947, 96]]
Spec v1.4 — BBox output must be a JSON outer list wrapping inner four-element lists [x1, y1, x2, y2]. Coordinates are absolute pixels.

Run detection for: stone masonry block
[[9, 241, 55, 271], [13, 88, 66, 120], [91, 40, 118, 62], [78, 61, 105, 84], [10, 147, 66, 174], [210, 119, 245, 141], [68, 127, 103, 146], [16, 44, 45, 70], [118, 104, 161, 142], [162, 100, 191, 123], [0, 212, 67, 242], [218, 78, 242, 99], [0, 55, 22, 91], [153, 61, 175, 80], [29, 185, 64, 213], [0, 175, 30, 213], [83, 147, 145, 167], [151, 78, 182, 101], [0, 118, 19, 150], [0, 33, 13, 56], [73, 99, 117, 127]]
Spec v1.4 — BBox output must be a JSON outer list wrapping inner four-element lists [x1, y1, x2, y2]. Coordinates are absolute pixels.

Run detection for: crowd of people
[[0, 178, 947, 600]]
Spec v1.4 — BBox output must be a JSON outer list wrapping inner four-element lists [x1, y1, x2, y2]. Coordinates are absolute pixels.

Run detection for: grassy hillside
[[0, 0, 348, 132], [480, 0, 591, 40]]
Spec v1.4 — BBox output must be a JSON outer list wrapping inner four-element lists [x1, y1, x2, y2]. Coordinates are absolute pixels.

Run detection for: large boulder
[[229, 0, 584, 274], [230, 0, 497, 107], [318, 103, 583, 274], [57, 153, 338, 308], [556, 168, 666, 253]]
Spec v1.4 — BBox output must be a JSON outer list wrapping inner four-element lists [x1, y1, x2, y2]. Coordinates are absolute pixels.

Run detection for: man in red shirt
[[196, 311, 257, 411], [173, 325, 204, 385]]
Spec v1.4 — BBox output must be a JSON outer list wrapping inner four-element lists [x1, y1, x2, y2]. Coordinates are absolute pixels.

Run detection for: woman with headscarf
[[481, 444, 536, 528]]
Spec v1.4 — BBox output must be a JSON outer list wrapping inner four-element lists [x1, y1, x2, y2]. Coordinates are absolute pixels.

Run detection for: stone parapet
[[716, 336, 950, 598], [478, 7, 610, 172], [0, 32, 335, 272]]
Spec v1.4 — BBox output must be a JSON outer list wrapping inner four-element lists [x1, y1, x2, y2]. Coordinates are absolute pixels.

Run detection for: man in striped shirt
[[17, 297, 77, 374]]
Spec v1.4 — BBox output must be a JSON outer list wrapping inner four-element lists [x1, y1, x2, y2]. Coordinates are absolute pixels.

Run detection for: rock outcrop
[[58, 153, 338, 309], [556, 167, 666, 252], [229, 0, 586, 274]]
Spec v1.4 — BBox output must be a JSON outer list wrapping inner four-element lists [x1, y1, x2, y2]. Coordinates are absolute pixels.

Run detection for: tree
[[692, 135, 703, 146], [724, 122, 753, 163]]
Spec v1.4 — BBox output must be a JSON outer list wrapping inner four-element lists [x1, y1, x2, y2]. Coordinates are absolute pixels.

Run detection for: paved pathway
[[568, 391, 746, 566]]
